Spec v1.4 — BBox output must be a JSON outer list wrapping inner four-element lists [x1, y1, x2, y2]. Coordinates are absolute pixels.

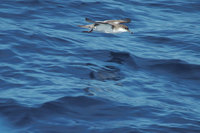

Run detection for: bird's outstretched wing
[[103, 18, 131, 24], [85, 18, 131, 24], [85, 18, 96, 23]]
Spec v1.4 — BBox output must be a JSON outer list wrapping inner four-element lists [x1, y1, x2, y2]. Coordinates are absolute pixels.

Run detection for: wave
[[77, 50, 200, 80], [1, 96, 200, 132]]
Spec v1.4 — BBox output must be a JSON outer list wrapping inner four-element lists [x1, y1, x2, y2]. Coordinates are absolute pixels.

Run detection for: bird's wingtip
[[124, 18, 131, 23]]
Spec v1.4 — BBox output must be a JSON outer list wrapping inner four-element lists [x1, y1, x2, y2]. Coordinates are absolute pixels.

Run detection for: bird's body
[[78, 18, 133, 34]]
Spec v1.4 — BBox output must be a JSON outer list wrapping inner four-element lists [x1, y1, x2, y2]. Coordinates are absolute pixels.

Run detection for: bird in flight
[[78, 18, 133, 34]]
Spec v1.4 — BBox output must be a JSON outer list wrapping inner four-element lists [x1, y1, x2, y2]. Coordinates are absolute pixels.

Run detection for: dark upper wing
[[85, 18, 96, 23], [104, 18, 131, 24], [85, 18, 131, 24]]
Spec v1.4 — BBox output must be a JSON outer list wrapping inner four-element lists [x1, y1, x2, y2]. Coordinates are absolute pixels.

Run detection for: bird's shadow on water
[[77, 49, 200, 81]]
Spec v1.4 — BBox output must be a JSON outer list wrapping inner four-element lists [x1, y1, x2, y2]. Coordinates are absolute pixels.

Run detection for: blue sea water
[[0, 0, 200, 132]]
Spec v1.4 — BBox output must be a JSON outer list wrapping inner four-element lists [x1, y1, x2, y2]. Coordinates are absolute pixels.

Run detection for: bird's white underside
[[93, 24, 128, 33]]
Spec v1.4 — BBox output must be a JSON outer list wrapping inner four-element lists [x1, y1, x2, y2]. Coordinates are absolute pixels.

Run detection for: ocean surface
[[0, 0, 200, 132]]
